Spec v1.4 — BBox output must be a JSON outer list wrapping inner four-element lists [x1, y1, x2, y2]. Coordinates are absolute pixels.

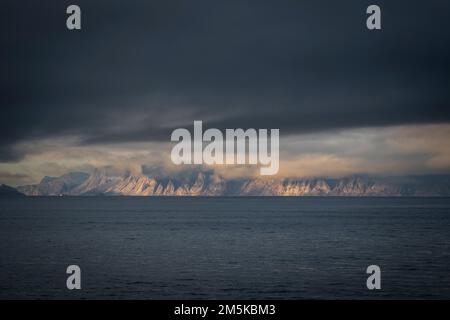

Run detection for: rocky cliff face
[[17, 172, 89, 196], [15, 170, 450, 196]]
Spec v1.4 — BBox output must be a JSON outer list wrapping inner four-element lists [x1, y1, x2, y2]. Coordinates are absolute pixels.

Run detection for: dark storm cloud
[[1, 0, 450, 160]]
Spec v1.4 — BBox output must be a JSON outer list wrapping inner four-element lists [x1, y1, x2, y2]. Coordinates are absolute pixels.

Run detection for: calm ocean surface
[[1, 197, 450, 299]]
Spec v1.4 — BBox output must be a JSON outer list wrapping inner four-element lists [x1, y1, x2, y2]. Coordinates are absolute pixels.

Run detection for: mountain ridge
[[0, 184, 25, 197], [14, 170, 450, 197]]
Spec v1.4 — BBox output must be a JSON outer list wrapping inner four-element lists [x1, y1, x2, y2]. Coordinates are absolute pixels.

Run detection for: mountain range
[[10, 170, 450, 196]]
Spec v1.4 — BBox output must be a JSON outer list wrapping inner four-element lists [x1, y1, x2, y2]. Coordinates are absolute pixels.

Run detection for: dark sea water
[[1, 197, 450, 299]]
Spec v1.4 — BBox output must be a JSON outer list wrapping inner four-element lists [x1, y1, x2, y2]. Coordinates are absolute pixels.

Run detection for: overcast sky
[[1, 0, 450, 185]]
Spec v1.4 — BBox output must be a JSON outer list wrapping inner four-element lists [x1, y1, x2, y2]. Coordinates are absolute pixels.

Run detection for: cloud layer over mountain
[[1, 1, 450, 184]]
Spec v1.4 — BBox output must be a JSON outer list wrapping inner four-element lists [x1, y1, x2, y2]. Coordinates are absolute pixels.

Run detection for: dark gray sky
[[1, 0, 450, 178]]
